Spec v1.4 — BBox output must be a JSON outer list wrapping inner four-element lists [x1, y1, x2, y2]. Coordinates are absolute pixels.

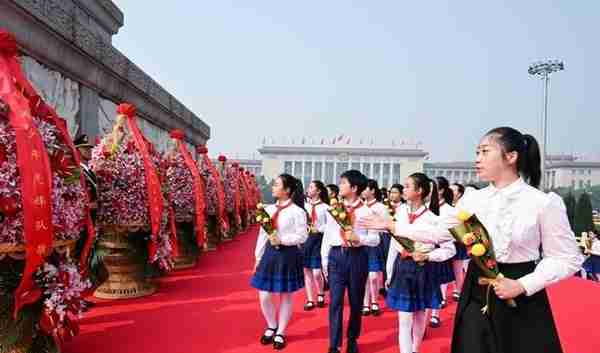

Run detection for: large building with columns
[[424, 154, 600, 190], [1, 0, 209, 153], [258, 136, 428, 188]]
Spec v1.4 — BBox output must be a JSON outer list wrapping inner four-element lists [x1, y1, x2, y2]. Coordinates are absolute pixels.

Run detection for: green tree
[[256, 176, 275, 204], [563, 192, 577, 231], [574, 192, 595, 236]]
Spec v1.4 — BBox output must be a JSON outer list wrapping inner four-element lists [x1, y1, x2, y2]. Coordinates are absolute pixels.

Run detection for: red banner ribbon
[[119, 104, 163, 248], [171, 130, 206, 247], [0, 35, 54, 318]]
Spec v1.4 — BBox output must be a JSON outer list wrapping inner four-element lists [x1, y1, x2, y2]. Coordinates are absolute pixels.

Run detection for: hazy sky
[[112, 1, 599, 162]]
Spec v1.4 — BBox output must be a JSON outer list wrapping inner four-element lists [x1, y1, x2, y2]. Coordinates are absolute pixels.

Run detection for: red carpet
[[64, 226, 600, 353]]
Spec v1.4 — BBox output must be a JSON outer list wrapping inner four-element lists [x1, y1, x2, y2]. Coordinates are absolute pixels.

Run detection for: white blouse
[[366, 200, 392, 220], [321, 199, 381, 269], [254, 201, 309, 262], [305, 200, 330, 234], [386, 205, 456, 280], [396, 178, 584, 296]]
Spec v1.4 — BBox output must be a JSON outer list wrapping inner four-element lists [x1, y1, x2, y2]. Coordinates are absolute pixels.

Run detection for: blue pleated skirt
[[251, 243, 305, 293], [367, 245, 384, 272], [432, 260, 455, 285], [378, 232, 391, 263], [585, 255, 600, 274], [386, 257, 442, 312], [302, 232, 324, 269], [453, 242, 470, 260]]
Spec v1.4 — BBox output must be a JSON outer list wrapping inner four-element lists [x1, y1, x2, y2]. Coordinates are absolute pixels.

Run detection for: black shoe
[[361, 306, 371, 316], [317, 294, 326, 308], [440, 299, 447, 308], [347, 341, 359, 353], [429, 316, 441, 328], [304, 301, 316, 311], [452, 291, 460, 302], [273, 334, 286, 350], [327, 349, 340, 353], [370, 303, 381, 317], [260, 327, 277, 345]]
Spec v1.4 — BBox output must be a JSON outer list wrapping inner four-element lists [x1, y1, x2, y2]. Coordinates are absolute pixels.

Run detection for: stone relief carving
[[21, 56, 80, 137]]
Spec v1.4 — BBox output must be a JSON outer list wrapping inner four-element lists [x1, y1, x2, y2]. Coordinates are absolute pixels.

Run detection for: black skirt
[[451, 261, 563, 353]]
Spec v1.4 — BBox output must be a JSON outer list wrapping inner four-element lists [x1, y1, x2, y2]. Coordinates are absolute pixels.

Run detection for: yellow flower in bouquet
[[257, 203, 264, 210], [457, 210, 472, 222], [331, 210, 339, 217], [256, 215, 263, 222], [262, 217, 270, 224], [471, 243, 486, 257], [462, 233, 475, 246], [339, 212, 347, 220]]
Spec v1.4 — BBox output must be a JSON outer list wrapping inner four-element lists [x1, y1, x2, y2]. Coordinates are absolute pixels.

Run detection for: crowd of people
[[249, 127, 585, 353]]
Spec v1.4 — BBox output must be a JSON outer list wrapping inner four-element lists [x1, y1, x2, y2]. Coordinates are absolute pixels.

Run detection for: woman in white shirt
[[363, 173, 455, 353], [361, 179, 390, 317], [302, 180, 330, 310], [359, 127, 583, 353], [250, 174, 309, 350]]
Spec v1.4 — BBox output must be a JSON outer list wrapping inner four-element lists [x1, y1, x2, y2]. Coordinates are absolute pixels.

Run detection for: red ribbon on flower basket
[[230, 163, 242, 225], [118, 104, 163, 257], [0, 31, 54, 318], [170, 129, 207, 247], [1, 29, 96, 277], [199, 147, 229, 232]]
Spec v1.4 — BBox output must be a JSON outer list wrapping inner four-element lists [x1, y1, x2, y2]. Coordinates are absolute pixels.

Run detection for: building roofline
[[258, 146, 428, 158]]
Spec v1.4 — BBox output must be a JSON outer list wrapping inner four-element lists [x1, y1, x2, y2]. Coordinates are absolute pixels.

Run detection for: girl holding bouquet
[[251, 174, 309, 350], [302, 180, 330, 310], [429, 176, 459, 328], [360, 173, 455, 353], [361, 179, 390, 316]]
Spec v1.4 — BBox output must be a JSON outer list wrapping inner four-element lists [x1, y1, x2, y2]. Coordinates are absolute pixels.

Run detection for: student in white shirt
[[585, 231, 600, 281], [321, 170, 380, 353], [361, 173, 455, 353], [361, 179, 390, 317], [250, 174, 309, 350], [359, 127, 584, 353], [302, 180, 330, 310]]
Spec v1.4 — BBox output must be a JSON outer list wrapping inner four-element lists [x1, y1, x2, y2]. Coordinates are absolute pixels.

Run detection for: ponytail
[[521, 134, 541, 188], [486, 127, 542, 189], [428, 180, 440, 216], [312, 180, 330, 205], [408, 173, 439, 215], [367, 179, 382, 202], [435, 176, 454, 205], [278, 173, 306, 211]]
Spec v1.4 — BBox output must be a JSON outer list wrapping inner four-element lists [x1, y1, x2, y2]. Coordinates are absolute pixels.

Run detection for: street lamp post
[[528, 59, 564, 190]]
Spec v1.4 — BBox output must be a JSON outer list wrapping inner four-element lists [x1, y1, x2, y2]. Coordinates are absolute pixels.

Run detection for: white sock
[[412, 310, 427, 352], [304, 268, 315, 302], [364, 280, 371, 307], [453, 260, 466, 294], [259, 291, 278, 330], [313, 269, 324, 295], [440, 283, 448, 301], [277, 293, 294, 336], [398, 312, 414, 353], [369, 272, 379, 304]]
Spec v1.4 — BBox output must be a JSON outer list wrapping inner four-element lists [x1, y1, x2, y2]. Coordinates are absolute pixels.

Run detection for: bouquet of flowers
[[577, 231, 594, 255], [90, 104, 172, 270], [36, 259, 91, 347], [389, 234, 433, 266], [197, 146, 228, 233], [255, 203, 280, 249], [165, 153, 196, 223], [383, 198, 396, 220], [327, 198, 357, 247], [449, 210, 517, 313]]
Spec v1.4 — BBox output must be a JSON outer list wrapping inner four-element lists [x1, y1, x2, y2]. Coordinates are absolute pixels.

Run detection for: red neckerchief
[[408, 206, 428, 224], [272, 199, 293, 230], [339, 199, 363, 246], [310, 200, 322, 226]]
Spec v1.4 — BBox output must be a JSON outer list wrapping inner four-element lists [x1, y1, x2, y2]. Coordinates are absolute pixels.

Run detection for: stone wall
[[0, 0, 209, 148]]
